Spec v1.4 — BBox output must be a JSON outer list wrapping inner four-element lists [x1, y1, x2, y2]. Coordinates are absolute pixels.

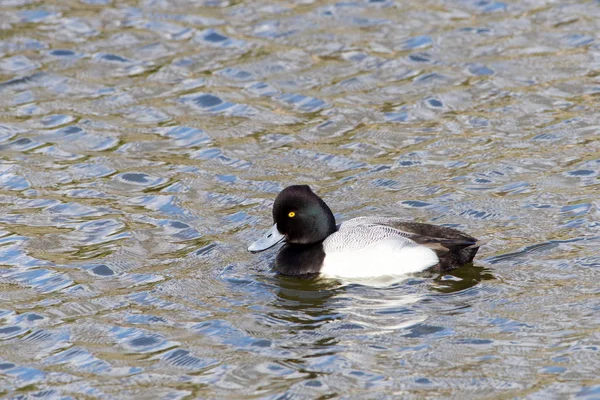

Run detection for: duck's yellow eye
[[288, 211, 296, 218]]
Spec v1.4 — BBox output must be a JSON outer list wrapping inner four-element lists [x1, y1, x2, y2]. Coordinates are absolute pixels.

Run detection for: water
[[1, 0, 599, 398]]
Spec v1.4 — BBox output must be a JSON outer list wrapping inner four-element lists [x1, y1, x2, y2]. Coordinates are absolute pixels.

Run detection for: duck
[[248, 185, 480, 278]]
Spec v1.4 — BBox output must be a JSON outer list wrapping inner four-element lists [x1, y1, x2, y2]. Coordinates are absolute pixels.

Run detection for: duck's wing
[[337, 217, 480, 270], [324, 223, 417, 253], [340, 217, 477, 242]]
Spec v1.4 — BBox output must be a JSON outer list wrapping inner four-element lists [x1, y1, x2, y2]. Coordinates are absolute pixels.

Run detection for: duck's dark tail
[[406, 231, 482, 272], [421, 238, 481, 272], [378, 221, 482, 272]]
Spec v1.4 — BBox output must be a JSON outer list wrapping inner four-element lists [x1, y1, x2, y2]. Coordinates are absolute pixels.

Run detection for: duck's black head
[[248, 185, 337, 253], [273, 185, 336, 244]]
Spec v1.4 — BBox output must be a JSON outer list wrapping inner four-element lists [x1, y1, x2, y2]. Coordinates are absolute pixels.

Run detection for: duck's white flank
[[319, 221, 439, 278]]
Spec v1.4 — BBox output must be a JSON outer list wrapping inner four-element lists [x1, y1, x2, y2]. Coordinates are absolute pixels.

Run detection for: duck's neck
[[275, 242, 325, 276]]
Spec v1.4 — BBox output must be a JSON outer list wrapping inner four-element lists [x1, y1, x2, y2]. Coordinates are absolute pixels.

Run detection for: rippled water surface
[[1, 0, 599, 398]]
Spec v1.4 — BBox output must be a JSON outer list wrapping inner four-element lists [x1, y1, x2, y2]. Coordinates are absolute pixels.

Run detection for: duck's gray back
[[324, 218, 416, 253], [336, 216, 412, 230]]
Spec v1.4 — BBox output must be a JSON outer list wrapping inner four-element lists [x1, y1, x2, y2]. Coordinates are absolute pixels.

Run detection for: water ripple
[[0, 0, 599, 397]]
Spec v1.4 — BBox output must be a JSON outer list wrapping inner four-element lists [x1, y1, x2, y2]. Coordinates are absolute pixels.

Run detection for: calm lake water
[[1, 0, 599, 398]]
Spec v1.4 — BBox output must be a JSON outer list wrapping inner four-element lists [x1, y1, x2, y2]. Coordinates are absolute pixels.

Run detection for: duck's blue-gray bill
[[248, 224, 285, 253]]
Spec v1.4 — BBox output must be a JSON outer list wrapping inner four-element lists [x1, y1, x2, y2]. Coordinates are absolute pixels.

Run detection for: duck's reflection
[[252, 261, 496, 345], [265, 274, 344, 318], [429, 264, 495, 294]]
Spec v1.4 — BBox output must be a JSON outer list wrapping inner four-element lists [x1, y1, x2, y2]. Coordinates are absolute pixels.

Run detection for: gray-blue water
[[1, 0, 599, 398]]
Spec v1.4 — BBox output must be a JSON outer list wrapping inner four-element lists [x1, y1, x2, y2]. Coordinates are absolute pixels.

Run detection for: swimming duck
[[248, 185, 480, 277]]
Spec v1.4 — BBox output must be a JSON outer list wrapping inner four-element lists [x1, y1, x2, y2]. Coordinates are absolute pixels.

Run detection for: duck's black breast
[[275, 242, 325, 276]]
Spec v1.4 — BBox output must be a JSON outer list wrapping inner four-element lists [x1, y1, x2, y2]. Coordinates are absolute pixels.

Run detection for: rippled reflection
[[1, 0, 599, 397]]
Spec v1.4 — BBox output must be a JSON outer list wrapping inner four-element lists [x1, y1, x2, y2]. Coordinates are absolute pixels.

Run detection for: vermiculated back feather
[[323, 223, 416, 252]]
